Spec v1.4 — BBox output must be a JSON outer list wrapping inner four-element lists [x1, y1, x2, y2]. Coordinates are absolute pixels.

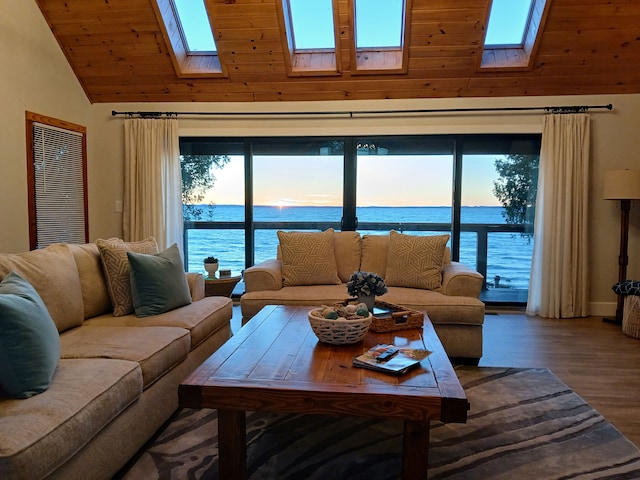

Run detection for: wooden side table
[[205, 274, 242, 298]]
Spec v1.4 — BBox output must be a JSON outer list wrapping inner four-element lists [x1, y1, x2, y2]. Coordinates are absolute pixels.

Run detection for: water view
[[184, 205, 534, 291]]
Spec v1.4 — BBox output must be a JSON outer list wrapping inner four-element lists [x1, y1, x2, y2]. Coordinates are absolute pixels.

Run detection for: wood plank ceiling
[[35, 0, 640, 103]]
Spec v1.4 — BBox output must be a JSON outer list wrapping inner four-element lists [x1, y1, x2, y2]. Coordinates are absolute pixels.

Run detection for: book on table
[[352, 344, 431, 375]]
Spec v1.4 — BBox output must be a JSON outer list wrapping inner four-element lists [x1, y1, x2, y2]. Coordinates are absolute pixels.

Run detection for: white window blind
[[32, 122, 86, 247]]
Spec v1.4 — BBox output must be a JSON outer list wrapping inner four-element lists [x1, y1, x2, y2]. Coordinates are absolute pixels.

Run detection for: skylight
[[288, 0, 335, 50], [355, 0, 403, 49], [171, 0, 217, 53], [479, 0, 549, 70], [484, 0, 534, 47]]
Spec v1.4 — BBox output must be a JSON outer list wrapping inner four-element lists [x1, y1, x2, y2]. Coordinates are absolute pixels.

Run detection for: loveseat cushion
[[360, 234, 389, 276], [96, 237, 159, 316], [0, 358, 142, 480], [68, 243, 112, 319], [60, 325, 190, 388], [0, 272, 60, 399], [386, 231, 450, 290], [334, 231, 362, 282], [277, 229, 341, 286], [0, 244, 84, 333], [84, 296, 233, 349]]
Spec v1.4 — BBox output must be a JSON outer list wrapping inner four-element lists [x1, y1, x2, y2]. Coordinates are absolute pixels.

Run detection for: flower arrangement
[[347, 271, 388, 297], [204, 256, 219, 264]]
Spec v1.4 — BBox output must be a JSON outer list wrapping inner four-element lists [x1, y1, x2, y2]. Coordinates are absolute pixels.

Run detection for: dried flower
[[347, 271, 387, 297]]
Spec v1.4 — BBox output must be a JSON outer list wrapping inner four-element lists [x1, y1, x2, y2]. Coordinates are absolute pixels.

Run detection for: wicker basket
[[308, 309, 372, 345], [369, 300, 424, 333], [623, 295, 640, 339]]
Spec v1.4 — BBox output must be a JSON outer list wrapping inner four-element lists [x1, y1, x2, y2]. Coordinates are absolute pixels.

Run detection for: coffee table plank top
[[180, 305, 468, 423]]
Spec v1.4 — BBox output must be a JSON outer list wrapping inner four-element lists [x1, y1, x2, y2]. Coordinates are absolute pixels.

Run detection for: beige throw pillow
[[96, 237, 159, 316], [385, 231, 450, 290], [277, 229, 341, 287]]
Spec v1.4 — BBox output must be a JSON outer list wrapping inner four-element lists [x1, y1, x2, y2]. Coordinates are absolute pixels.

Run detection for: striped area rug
[[118, 367, 640, 479]]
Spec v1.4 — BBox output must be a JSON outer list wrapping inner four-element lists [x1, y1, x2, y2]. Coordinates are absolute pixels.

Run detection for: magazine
[[352, 344, 431, 375]]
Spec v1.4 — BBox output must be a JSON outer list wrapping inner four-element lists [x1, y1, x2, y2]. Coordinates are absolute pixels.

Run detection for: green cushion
[[0, 271, 61, 398], [127, 244, 192, 317]]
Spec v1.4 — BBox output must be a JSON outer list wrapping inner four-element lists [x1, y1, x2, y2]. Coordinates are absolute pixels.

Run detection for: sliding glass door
[[180, 134, 540, 305]]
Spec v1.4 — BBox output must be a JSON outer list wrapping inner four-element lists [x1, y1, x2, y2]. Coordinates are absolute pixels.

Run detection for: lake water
[[184, 205, 533, 289]]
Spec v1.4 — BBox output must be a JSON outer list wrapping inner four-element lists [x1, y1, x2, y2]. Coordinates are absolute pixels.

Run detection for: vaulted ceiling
[[35, 0, 640, 104]]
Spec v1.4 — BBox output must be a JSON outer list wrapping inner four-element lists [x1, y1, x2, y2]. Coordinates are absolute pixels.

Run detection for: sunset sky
[[204, 154, 503, 207]]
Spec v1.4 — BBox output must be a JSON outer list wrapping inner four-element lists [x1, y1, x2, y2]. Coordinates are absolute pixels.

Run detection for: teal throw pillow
[[0, 271, 61, 399], [127, 244, 192, 317]]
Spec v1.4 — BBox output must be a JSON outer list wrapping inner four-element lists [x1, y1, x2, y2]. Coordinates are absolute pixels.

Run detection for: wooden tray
[[369, 300, 424, 333]]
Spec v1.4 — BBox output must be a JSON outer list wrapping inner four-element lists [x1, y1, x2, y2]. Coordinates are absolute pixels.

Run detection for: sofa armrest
[[186, 272, 205, 301], [441, 262, 484, 298], [244, 259, 283, 292]]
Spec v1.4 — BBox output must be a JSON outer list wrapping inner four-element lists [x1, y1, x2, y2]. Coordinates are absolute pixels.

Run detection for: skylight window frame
[[152, 0, 227, 78], [349, 0, 412, 74], [478, 0, 551, 71], [277, 0, 342, 76]]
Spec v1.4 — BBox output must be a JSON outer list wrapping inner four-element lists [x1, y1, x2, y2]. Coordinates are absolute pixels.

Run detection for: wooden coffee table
[[179, 305, 468, 480]]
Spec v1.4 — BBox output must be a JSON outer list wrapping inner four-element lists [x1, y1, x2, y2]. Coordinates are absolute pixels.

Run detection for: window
[[484, 0, 534, 47], [479, 0, 550, 70], [352, 0, 410, 73], [171, 0, 217, 53], [278, 0, 340, 75], [26, 112, 88, 249], [180, 134, 541, 306], [152, 0, 225, 77]]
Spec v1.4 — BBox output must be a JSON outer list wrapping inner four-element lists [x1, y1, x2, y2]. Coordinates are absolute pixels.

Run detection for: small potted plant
[[203, 256, 219, 277], [347, 271, 388, 311]]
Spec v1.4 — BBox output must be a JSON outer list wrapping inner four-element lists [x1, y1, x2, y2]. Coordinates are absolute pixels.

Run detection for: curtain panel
[[123, 118, 183, 252], [527, 114, 590, 318]]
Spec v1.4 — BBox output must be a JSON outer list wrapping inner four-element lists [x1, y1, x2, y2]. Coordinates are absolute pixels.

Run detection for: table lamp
[[603, 169, 640, 324]]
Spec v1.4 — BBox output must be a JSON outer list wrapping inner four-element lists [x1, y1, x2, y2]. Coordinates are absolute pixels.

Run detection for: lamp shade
[[603, 169, 640, 200]]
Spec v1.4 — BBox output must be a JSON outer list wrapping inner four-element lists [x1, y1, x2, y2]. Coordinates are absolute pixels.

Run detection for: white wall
[[3, 2, 640, 316], [0, 0, 91, 252]]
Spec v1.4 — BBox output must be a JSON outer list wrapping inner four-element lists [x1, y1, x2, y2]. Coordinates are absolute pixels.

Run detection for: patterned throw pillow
[[613, 280, 640, 296], [277, 228, 341, 287], [385, 231, 450, 290], [96, 237, 159, 316]]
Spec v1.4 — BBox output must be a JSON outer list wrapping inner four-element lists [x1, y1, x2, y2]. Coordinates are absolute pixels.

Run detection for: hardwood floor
[[230, 306, 640, 448], [480, 310, 640, 448]]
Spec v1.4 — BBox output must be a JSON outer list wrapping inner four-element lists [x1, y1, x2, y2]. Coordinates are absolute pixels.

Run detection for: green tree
[[181, 154, 230, 220], [492, 154, 539, 232]]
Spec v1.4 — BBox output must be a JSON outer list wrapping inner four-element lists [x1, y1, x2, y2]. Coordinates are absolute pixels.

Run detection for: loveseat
[[241, 229, 485, 362], [0, 240, 232, 480]]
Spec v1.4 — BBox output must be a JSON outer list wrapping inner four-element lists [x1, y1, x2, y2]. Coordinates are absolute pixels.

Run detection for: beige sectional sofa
[[0, 242, 232, 480], [241, 230, 485, 362]]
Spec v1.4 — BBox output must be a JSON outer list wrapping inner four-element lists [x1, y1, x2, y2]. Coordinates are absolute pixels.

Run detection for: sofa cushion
[[0, 243, 84, 333], [360, 234, 389, 277], [334, 231, 362, 282], [277, 229, 341, 287], [127, 244, 192, 317], [0, 358, 141, 480], [68, 243, 112, 319], [0, 272, 60, 399], [60, 325, 190, 388], [386, 231, 450, 290], [96, 237, 159, 316], [84, 296, 233, 349]]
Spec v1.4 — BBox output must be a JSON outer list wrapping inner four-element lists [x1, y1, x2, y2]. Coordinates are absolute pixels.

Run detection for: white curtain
[[527, 113, 590, 318], [123, 118, 183, 252]]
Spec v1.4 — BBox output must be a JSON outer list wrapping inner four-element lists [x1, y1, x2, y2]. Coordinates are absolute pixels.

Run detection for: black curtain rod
[[111, 103, 613, 118]]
